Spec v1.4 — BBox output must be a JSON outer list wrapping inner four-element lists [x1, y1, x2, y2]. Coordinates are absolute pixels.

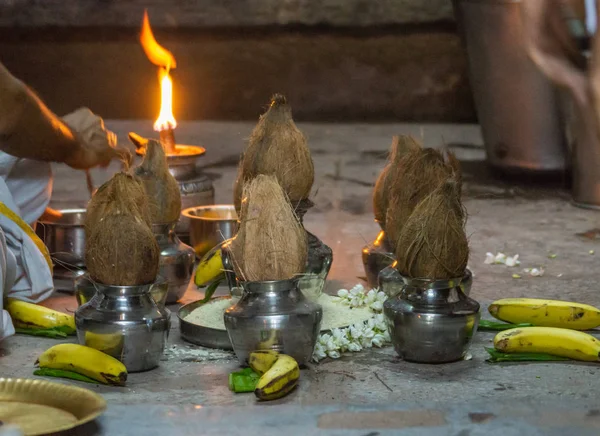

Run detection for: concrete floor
[[2, 122, 600, 435]]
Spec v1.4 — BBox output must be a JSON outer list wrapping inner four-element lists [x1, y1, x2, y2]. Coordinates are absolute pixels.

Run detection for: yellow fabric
[[0, 202, 52, 273]]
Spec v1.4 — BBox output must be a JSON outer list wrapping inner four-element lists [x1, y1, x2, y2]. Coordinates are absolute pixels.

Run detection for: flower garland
[[312, 284, 391, 362]]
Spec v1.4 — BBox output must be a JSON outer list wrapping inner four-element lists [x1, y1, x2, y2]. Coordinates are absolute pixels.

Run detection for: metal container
[[36, 208, 86, 267], [362, 230, 395, 290], [153, 222, 196, 304], [166, 146, 215, 244], [75, 282, 170, 372], [224, 279, 322, 366], [178, 296, 234, 350], [379, 266, 473, 298], [453, 0, 567, 173], [383, 274, 480, 363], [74, 274, 169, 309], [182, 205, 238, 258]]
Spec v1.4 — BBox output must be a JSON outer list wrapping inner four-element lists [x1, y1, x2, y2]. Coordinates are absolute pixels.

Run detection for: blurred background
[[0, 0, 474, 122]]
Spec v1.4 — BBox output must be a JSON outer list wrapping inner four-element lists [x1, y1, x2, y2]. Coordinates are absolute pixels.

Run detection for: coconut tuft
[[134, 139, 182, 223], [85, 172, 159, 286], [385, 147, 461, 248], [394, 179, 468, 279], [373, 135, 422, 226], [233, 94, 314, 212], [229, 174, 307, 281]]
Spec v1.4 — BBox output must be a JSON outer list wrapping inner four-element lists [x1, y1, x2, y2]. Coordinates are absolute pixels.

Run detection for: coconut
[[372, 135, 421, 226], [85, 172, 159, 286], [134, 139, 181, 223], [86, 214, 159, 286], [85, 172, 150, 238], [394, 179, 468, 280], [229, 174, 307, 282], [385, 147, 461, 248], [233, 94, 314, 212]]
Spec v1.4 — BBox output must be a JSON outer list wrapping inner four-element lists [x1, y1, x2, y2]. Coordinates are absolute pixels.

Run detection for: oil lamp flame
[[140, 10, 176, 70], [154, 68, 177, 132]]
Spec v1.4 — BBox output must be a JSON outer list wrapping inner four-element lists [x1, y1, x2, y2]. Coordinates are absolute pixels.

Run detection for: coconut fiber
[[134, 139, 181, 223], [85, 172, 159, 286], [385, 145, 461, 249], [233, 94, 314, 212], [394, 179, 469, 280], [229, 174, 307, 282], [372, 135, 421, 227]]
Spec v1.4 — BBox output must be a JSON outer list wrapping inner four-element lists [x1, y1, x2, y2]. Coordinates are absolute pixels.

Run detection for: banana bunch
[[494, 327, 600, 362], [249, 350, 300, 401], [6, 299, 76, 338], [489, 298, 600, 330], [35, 343, 127, 386], [195, 243, 225, 287]]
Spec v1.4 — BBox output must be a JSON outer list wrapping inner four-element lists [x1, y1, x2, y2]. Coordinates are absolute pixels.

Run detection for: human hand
[[61, 107, 130, 170]]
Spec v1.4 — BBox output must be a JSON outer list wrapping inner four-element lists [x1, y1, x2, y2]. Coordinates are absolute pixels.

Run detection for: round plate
[[178, 296, 234, 350], [0, 378, 107, 436]]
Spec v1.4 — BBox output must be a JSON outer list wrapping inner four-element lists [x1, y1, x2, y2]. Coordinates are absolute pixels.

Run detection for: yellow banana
[[7, 299, 75, 334], [84, 331, 124, 356], [255, 354, 299, 401], [249, 350, 279, 374], [494, 327, 600, 362], [36, 343, 127, 386], [489, 298, 600, 330], [195, 245, 224, 287]]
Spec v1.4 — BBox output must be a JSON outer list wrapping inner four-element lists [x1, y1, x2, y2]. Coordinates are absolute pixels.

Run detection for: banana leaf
[[198, 278, 224, 304], [228, 368, 260, 393], [15, 325, 75, 338], [34, 368, 98, 384], [478, 320, 533, 331], [485, 347, 570, 363]]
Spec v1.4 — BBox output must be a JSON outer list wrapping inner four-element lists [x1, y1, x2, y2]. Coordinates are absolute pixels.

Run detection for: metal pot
[[383, 274, 480, 363], [153, 222, 196, 304], [75, 282, 170, 372], [74, 274, 169, 309], [224, 278, 322, 366], [379, 266, 473, 298], [36, 208, 86, 267], [362, 230, 395, 290], [182, 204, 238, 258]]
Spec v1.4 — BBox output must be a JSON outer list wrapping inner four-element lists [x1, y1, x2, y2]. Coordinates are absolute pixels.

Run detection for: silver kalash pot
[[152, 222, 195, 304], [75, 282, 170, 372], [224, 278, 322, 366], [383, 274, 480, 363], [379, 265, 473, 298], [362, 229, 395, 290]]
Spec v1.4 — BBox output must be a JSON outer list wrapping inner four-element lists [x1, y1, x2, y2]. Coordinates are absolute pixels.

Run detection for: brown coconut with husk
[[134, 139, 182, 223], [385, 146, 461, 249], [233, 94, 314, 213], [394, 179, 468, 279], [229, 174, 307, 282], [372, 135, 422, 228], [85, 172, 159, 286]]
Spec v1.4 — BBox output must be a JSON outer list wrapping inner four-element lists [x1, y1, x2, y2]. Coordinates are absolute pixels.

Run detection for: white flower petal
[[494, 253, 507, 264], [484, 252, 495, 264], [337, 289, 349, 298], [370, 300, 384, 312], [348, 342, 362, 352], [327, 350, 341, 359]]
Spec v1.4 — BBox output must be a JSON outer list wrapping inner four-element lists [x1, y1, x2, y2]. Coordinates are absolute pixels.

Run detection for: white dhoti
[[0, 153, 54, 341]]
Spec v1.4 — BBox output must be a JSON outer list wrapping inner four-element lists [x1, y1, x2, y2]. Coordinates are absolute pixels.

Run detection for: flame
[[140, 10, 176, 69], [140, 10, 177, 132], [154, 68, 177, 131]]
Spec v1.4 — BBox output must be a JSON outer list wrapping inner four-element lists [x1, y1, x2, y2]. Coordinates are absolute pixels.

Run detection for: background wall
[[0, 0, 476, 122]]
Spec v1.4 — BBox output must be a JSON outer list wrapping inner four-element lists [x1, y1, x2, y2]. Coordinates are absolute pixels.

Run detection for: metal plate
[[0, 378, 106, 436], [178, 297, 233, 350]]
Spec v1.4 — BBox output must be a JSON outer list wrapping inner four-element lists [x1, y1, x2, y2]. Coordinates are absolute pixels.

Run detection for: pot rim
[[181, 204, 238, 222], [399, 269, 472, 288], [37, 208, 87, 227], [240, 278, 300, 293]]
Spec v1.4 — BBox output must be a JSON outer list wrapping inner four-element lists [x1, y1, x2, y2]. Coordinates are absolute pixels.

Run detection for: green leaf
[[485, 347, 570, 363], [229, 373, 259, 393], [478, 320, 533, 331], [199, 278, 224, 304], [16, 327, 69, 339], [34, 368, 98, 384]]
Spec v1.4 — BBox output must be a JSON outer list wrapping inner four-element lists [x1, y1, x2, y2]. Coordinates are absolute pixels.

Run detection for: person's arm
[[0, 62, 124, 169]]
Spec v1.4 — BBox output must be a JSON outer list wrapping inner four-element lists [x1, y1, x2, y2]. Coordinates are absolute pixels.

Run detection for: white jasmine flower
[[494, 252, 507, 264], [350, 285, 364, 296], [347, 341, 362, 352], [484, 252, 495, 264], [372, 333, 386, 347], [313, 342, 327, 360], [337, 289, 349, 298], [365, 289, 377, 304], [327, 349, 341, 359], [382, 330, 391, 342], [530, 267, 545, 277], [505, 255, 520, 267], [350, 324, 365, 340]]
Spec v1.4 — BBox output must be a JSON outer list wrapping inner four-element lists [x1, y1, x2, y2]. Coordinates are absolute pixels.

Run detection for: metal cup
[[182, 205, 238, 258]]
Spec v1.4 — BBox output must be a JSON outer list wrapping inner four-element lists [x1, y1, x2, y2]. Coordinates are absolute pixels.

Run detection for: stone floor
[[2, 122, 600, 435]]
